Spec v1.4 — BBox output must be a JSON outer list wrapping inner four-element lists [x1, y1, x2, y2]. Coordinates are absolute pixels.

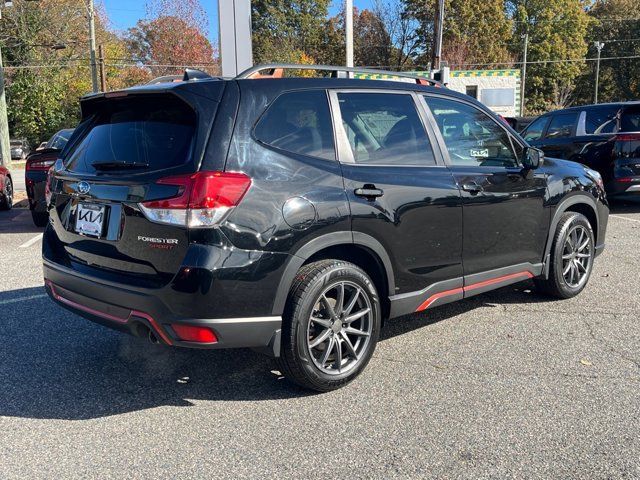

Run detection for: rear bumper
[[44, 260, 282, 354], [606, 177, 640, 197]]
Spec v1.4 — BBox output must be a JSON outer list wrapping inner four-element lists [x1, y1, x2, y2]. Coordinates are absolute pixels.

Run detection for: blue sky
[[101, 0, 375, 44]]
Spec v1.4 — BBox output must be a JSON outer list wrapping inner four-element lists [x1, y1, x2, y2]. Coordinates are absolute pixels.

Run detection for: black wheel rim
[[561, 224, 592, 289], [306, 281, 373, 375]]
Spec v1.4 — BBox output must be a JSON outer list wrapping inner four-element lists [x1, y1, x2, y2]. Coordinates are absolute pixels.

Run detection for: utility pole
[[345, 0, 354, 68], [431, 0, 445, 70], [594, 41, 604, 104], [520, 32, 528, 117], [0, 2, 11, 167], [87, 0, 98, 93], [98, 44, 106, 92]]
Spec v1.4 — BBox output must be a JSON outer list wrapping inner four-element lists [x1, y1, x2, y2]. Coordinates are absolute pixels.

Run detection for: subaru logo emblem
[[77, 181, 91, 195]]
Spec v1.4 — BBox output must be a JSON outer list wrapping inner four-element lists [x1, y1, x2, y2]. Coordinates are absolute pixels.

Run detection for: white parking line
[[18, 233, 43, 248], [610, 214, 640, 224], [0, 293, 48, 306]]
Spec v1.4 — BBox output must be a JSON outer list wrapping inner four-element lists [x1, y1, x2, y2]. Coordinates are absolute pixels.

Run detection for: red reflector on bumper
[[172, 324, 218, 343]]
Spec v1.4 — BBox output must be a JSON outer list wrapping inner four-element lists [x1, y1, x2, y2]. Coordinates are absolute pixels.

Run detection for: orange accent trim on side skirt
[[415, 271, 534, 312]]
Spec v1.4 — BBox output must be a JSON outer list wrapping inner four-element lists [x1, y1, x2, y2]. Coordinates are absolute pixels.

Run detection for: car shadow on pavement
[[0, 209, 44, 234], [0, 283, 553, 420], [610, 198, 640, 214]]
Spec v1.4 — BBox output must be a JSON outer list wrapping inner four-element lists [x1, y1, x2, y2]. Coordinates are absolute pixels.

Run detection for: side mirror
[[523, 147, 543, 170]]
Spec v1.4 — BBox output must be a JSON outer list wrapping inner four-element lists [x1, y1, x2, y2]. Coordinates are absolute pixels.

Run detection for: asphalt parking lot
[[1, 198, 639, 479]]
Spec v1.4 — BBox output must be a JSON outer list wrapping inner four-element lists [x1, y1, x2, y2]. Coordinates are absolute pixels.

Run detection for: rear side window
[[522, 116, 548, 142], [545, 113, 577, 139], [336, 92, 435, 165], [586, 106, 620, 134], [620, 105, 640, 132], [253, 90, 335, 160], [65, 96, 196, 174]]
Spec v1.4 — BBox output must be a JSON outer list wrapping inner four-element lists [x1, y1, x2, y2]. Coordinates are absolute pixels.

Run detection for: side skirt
[[388, 262, 543, 319]]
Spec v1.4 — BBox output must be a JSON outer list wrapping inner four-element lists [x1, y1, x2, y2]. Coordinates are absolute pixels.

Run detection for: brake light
[[45, 167, 54, 205], [615, 133, 640, 142], [171, 324, 218, 343], [26, 159, 55, 171], [139, 171, 252, 227]]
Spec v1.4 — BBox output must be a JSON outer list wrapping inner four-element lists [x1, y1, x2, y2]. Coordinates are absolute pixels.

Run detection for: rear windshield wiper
[[92, 161, 150, 170]]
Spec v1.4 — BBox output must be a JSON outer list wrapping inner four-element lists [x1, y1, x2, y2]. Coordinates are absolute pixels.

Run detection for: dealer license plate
[[75, 203, 106, 237]]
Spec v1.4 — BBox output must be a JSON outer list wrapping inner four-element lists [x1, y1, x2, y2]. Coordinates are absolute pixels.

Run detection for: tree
[[251, 0, 334, 64], [126, 0, 216, 76], [404, 0, 514, 68], [0, 0, 120, 144], [508, 0, 591, 113], [581, 0, 640, 102]]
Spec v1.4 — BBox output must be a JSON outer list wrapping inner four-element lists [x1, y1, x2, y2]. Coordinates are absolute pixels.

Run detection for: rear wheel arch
[[271, 232, 394, 319]]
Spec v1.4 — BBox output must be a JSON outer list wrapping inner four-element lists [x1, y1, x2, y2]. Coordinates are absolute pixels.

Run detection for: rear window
[[65, 96, 196, 174]]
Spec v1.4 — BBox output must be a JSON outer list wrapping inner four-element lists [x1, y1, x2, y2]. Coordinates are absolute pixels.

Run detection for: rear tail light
[[139, 171, 251, 228], [616, 177, 636, 183], [26, 159, 55, 171], [614, 133, 640, 142], [171, 324, 218, 343], [45, 167, 54, 205]]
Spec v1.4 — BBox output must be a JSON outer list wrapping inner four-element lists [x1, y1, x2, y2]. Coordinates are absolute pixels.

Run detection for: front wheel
[[535, 212, 595, 299], [277, 260, 381, 391]]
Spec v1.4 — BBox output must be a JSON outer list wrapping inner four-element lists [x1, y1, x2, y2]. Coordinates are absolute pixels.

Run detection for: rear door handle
[[461, 182, 483, 194], [354, 185, 384, 199]]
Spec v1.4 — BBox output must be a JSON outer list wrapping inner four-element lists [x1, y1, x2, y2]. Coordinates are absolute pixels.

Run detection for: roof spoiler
[[237, 63, 442, 87]]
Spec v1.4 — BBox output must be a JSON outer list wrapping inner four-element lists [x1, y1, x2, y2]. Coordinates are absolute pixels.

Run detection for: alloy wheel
[[561, 224, 592, 289], [307, 281, 373, 375]]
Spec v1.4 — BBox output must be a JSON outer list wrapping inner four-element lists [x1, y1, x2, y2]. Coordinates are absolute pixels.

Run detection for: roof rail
[[236, 64, 441, 87]]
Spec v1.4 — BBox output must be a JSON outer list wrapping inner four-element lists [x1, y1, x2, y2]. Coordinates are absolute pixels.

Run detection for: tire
[[31, 210, 48, 227], [276, 260, 381, 392], [0, 176, 13, 211], [535, 212, 595, 299]]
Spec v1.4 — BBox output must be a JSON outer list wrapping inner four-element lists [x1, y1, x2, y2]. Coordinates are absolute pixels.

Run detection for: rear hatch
[[47, 83, 225, 287], [613, 105, 640, 181]]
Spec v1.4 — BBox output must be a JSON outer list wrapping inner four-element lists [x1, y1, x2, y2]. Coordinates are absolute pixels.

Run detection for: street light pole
[[87, 0, 98, 93], [594, 41, 604, 104], [345, 0, 354, 68], [0, 3, 12, 167], [432, 0, 445, 70], [520, 32, 528, 117]]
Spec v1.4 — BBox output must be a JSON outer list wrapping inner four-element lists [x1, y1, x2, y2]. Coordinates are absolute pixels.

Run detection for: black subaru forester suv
[[44, 65, 609, 391]]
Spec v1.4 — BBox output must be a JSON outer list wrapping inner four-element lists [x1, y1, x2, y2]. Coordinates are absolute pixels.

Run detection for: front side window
[[336, 92, 435, 165], [425, 96, 520, 168], [545, 113, 577, 139], [522, 116, 549, 142], [253, 90, 335, 160]]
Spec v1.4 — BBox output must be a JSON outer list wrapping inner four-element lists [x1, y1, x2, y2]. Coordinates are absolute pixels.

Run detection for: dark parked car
[[0, 163, 13, 210], [522, 102, 640, 198], [25, 129, 74, 226], [43, 65, 609, 391], [10, 138, 30, 160]]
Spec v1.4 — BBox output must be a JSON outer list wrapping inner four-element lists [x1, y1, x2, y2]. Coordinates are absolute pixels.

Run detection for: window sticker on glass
[[470, 148, 489, 158]]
